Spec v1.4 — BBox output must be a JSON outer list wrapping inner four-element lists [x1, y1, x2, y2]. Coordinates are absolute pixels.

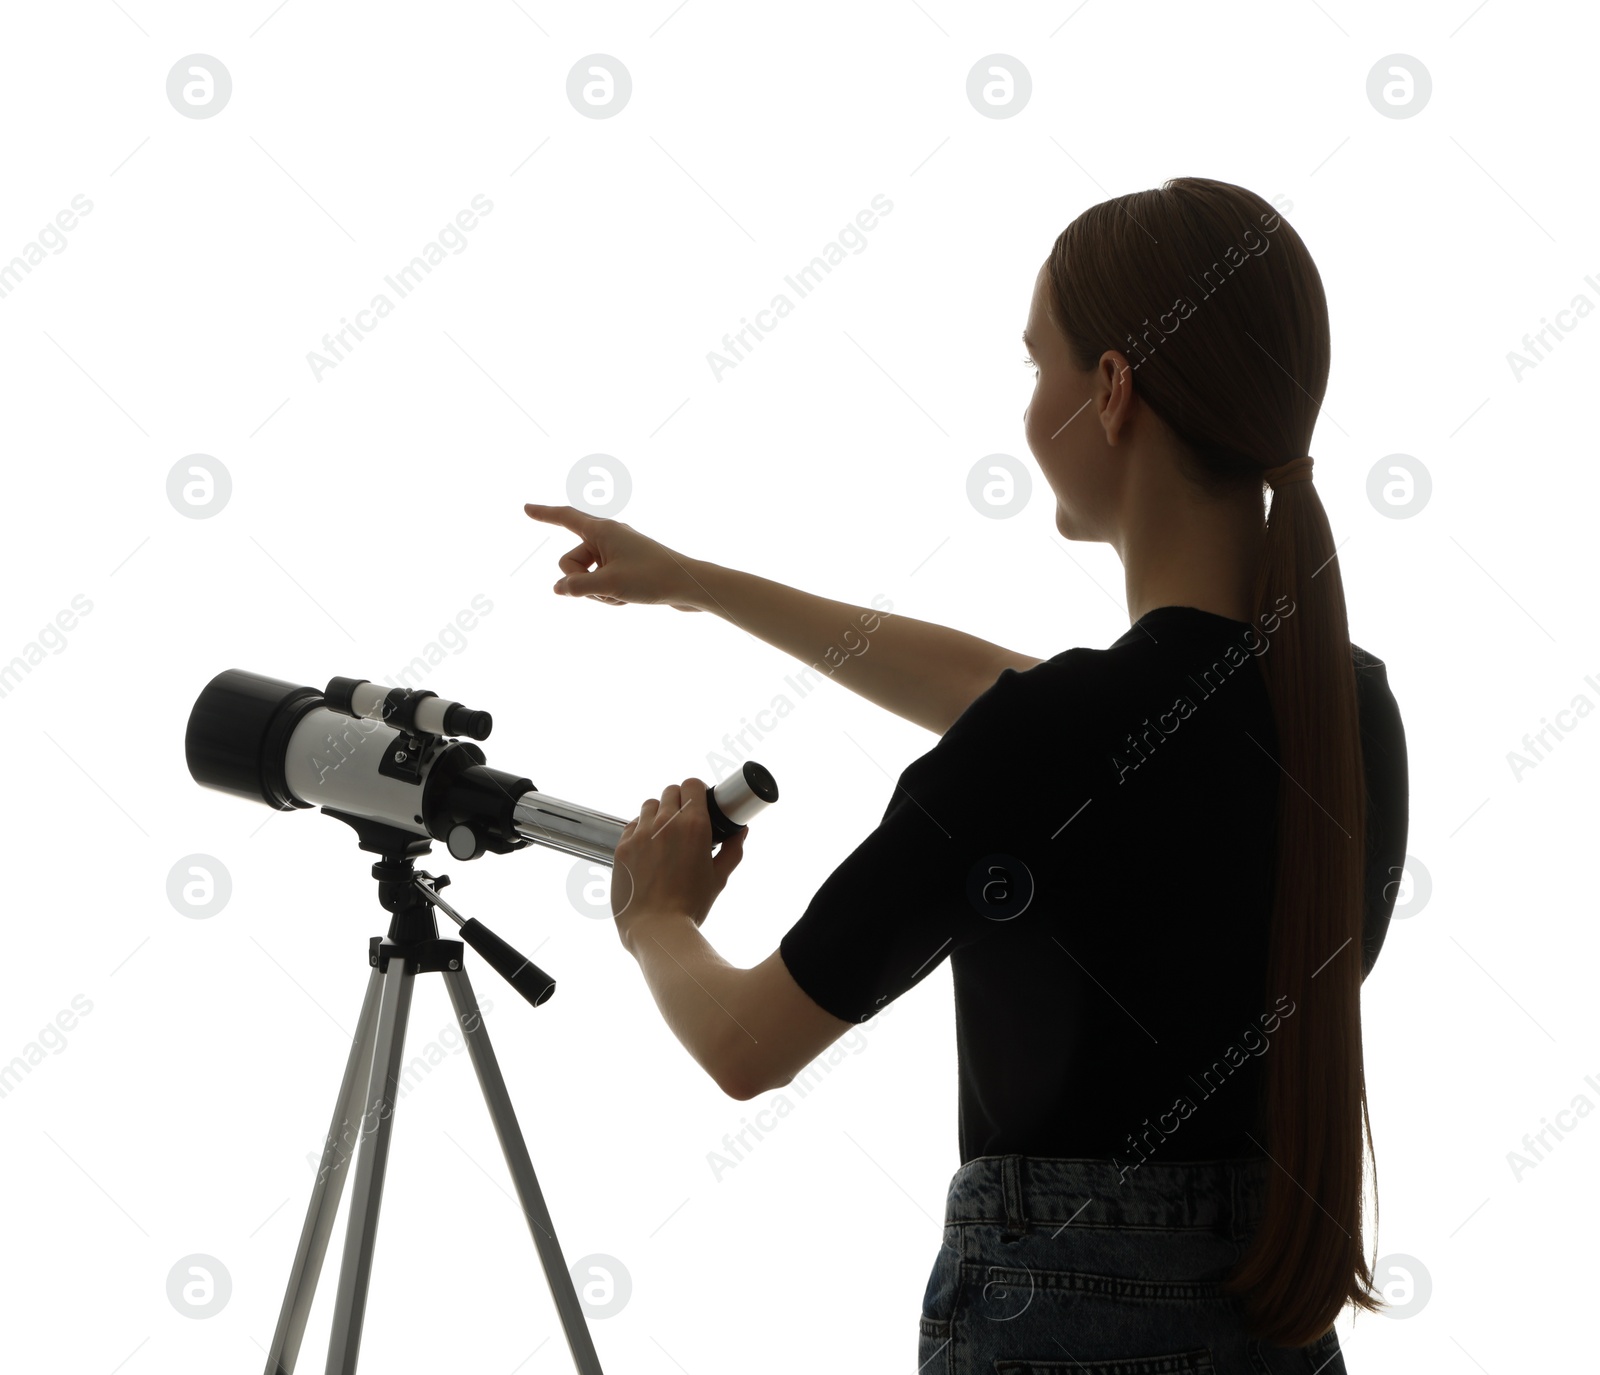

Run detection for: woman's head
[[1022, 178, 1329, 542]]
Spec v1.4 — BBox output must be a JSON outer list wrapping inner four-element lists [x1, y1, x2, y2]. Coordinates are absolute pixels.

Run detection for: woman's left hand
[[612, 778, 747, 952]]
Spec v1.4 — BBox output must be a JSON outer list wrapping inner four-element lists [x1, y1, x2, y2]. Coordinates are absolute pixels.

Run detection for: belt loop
[[1001, 1155, 1026, 1239], [1228, 1161, 1244, 1243], [1231, 1158, 1258, 1244]]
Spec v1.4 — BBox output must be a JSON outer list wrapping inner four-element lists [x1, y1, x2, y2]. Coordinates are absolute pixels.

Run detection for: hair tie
[[1262, 455, 1313, 490]]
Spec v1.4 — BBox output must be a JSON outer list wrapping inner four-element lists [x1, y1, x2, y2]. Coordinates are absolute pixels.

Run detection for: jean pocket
[[1247, 1329, 1345, 1375], [919, 1315, 954, 1373], [994, 1347, 1218, 1374], [919, 1227, 964, 1372], [921, 1226, 964, 1323]]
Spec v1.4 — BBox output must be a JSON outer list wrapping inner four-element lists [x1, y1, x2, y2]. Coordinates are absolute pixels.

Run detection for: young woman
[[525, 176, 1408, 1374]]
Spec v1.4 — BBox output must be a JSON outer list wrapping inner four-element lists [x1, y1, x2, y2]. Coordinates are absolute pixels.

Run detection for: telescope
[[186, 668, 778, 866], [184, 668, 779, 1375]]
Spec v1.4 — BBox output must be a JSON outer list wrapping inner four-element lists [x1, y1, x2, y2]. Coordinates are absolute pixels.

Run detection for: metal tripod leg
[[444, 966, 604, 1375], [325, 950, 417, 1375], [264, 967, 384, 1375], [260, 948, 604, 1374]]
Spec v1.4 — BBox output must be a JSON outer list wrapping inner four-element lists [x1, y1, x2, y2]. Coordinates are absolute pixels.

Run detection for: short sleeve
[[778, 665, 1058, 1023], [1352, 648, 1409, 980]]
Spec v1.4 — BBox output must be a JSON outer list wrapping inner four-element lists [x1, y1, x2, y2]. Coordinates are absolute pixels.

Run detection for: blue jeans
[[918, 1155, 1348, 1374]]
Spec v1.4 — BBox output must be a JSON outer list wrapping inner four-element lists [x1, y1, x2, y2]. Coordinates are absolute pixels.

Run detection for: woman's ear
[[1096, 349, 1136, 447]]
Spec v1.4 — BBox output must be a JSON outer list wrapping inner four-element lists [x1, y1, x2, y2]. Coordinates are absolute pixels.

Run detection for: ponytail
[[1219, 464, 1380, 1344]]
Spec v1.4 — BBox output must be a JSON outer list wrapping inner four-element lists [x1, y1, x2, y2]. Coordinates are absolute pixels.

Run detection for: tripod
[[263, 813, 604, 1375]]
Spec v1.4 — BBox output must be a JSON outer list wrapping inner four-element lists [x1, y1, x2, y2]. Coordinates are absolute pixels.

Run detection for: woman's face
[[1021, 258, 1129, 543]]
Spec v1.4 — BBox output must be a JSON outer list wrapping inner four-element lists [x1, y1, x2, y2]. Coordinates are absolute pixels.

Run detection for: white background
[[0, 2, 1595, 1371]]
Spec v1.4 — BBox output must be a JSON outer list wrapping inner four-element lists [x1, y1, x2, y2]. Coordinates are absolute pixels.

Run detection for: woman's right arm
[[684, 559, 1040, 735], [524, 503, 1042, 736]]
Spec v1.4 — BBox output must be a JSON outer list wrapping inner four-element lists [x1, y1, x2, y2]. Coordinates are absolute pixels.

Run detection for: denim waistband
[[942, 1154, 1270, 1242]]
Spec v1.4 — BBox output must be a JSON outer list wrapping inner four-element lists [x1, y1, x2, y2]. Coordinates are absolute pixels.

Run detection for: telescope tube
[[511, 761, 776, 865], [185, 669, 779, 866]]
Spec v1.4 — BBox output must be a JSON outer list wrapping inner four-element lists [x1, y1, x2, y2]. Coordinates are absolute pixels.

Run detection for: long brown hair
[[1045, 177, 1379, 1346]]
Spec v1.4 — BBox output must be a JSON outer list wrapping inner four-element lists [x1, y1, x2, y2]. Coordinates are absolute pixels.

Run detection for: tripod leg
[[264, 966, 385, 1375], [443, 967, 605, 1375], [325, 952, 417, 1375]]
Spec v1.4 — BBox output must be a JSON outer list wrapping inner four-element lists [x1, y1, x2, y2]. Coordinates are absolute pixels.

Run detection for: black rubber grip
[[458, 918, 556, 1006]]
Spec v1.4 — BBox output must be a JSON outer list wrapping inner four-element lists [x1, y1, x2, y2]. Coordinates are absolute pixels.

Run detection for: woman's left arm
[[612, 778, 854, 1099]]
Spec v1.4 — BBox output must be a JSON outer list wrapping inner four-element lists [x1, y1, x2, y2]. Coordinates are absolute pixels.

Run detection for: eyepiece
[[443, 702, 493, 740]]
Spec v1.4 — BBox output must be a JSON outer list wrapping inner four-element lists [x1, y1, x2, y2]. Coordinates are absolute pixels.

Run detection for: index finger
[[523, 503, 593, 536], [679, 779, 714, 820]]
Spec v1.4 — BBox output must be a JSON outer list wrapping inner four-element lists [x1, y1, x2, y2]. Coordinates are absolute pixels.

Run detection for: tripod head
[[326, 809, 558, 1008]]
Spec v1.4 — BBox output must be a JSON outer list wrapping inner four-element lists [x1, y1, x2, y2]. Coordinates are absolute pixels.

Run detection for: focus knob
[[448, 823, 486, 861]]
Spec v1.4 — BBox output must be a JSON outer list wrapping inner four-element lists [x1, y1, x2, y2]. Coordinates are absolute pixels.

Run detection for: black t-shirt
[[778, 604, 1409, 1166]]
